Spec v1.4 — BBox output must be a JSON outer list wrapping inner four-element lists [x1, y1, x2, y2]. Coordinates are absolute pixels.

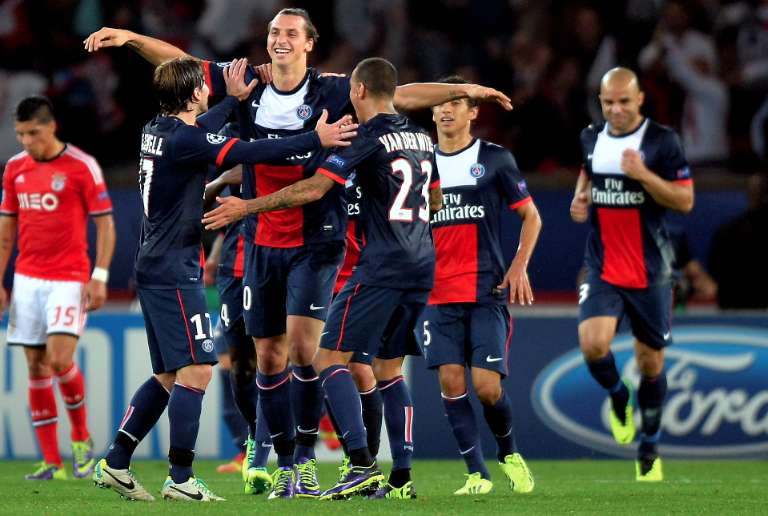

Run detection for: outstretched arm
[[84, 27, 189, 66], [394, 82, 513, 112], [202, 173, 335, 230]]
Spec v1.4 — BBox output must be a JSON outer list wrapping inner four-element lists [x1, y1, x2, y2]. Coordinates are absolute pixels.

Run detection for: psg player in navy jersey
[[204, 57, 442, 500], [92, 57, 355, 503], [570, 68, 694, 482], [417, 77, 542, 496], [86, 9, 511, 498]]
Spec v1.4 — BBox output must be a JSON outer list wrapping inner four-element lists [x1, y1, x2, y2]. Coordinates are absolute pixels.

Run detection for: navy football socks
[[257, 368, 295, 468], [379, 376, 414, 472], [220, 368, 248, 451], [253, 399, 272, 467], [230, 368, 259, 438], [291, 365, 323, 462], [320, 365, 370, 465], [586, 352, 629, 420], [638, 373, 667, 457], [168, 383, 204, 483], [481, 390, 518, 461], [360, 386, 383, 458], [442, 392, 490, 480], [106, 376, 170, 470]]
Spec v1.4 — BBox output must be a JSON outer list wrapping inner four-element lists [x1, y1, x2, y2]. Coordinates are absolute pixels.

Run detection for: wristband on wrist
[[91, 267, 109, 283]]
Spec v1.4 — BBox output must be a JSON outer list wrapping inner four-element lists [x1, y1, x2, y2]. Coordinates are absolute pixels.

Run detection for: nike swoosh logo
[[105, 469, 135, 490], [663, 332, 671, 340], [486, 356, 503, 363], [361, 352, 370, 356], [251, 100, 260, 108], [320, 331, 329, 337], [459, 445, 475, 455], [269, 432, 283, 439], [169, 485, 204, 501], [297, 426, 318, 434], [261, 442, 272, 448], [309, 304, 325, 311]]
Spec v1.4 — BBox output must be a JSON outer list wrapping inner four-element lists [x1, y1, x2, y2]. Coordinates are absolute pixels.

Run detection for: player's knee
[[438, 368, 466, 398], [636, 349, 664, 377], [350, 363, 376, 391], [27, 360, 52, 378], [288, 343, 317, 367], [579, 336, 611, 361], [372, 359, 402, 382], [474, 381, 502, 406], [48, 358, 73, 375], [256, 347, 288, 374], [176, 364, 213, 390]]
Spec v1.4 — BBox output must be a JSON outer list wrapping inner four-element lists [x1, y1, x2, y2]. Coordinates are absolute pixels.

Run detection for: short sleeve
[[1, 165, 18, 215], [657, 130, 692, 185], [429, 155, 440, 190], [496, 149, 532, 210], [317, 133, 381, 185], [77, 158, 113, 215], [580, 126, 597, 178]]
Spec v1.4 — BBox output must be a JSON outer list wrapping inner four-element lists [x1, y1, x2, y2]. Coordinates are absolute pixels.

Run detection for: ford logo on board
[[531, 326, 768, 458]]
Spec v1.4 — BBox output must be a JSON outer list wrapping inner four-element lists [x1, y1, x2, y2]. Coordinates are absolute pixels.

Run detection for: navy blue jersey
[[204, 62, 352, 248], [317, 113, 438, 290], [580, 118, 693, 289], [430, 139, 531, 305], [216, 186, 245, 279], [135, 103, 322, 288]]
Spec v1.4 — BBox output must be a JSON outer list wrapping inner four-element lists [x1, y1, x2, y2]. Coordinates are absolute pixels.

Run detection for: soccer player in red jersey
[[571, 68, 694, 481], [0, 96, 116, 480]]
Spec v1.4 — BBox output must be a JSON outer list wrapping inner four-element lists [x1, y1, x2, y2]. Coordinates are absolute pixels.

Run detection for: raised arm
[[394, 82, 513, 112], [84, 27, 189, 66]]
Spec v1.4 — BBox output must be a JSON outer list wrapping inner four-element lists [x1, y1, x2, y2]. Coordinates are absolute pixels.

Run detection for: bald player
[[571, 67, 694, 481]]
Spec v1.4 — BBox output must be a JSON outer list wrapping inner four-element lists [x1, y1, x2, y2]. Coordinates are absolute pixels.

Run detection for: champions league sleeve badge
[[469, 163, 486, 179], [206, 133, 228, 145], [296, 104, 313, 121]]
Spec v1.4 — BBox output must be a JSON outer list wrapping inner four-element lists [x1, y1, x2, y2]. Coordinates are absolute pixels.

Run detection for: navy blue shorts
[[416, 303, 513, 377], [243, 241, 344, 338], [578, 270, 673, 349], [320, 282, 428, 358], [216, 272, 249, 351], [137, 287, 218, 374]]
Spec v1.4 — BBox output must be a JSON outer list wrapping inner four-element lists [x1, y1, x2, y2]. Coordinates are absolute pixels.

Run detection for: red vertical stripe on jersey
[[176, 289, 197, 362], [335, 220, 361, 294], [233, 233, 245, 278], [429, 224, 478, 304], [202, 61, 213, 96], [404, 406, 414, 443], [597, 207, 647, 288], [254, 165, 305, 247]]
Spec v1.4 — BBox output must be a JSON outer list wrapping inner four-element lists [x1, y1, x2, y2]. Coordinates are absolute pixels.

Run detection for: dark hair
[[15, 96, 55, 123], [353, 57, 397, 99], [153, 57, 205, 115], [269, 8, 319, 43], [437, 75, 478, 107]]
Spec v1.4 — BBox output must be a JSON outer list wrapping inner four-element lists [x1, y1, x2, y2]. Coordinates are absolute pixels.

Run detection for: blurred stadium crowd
[[2, 0, 768, 174]]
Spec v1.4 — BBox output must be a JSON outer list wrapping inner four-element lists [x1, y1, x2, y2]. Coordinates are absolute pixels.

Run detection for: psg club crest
[[469, 163, 486, 179], [202, 339, 214, 353], [296, 104, 313, 120], [51, 174, 67, 192]]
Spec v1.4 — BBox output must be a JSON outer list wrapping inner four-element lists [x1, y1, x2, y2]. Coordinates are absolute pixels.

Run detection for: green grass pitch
[[1, 459, 764, 514]]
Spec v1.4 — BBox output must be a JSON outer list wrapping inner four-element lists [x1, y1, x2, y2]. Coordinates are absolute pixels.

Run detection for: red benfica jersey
[[1, 145, 113, 283]]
